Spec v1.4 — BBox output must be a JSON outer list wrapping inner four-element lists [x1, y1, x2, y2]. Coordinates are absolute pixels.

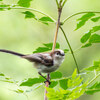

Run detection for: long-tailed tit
[[0, 49, 65, 83]]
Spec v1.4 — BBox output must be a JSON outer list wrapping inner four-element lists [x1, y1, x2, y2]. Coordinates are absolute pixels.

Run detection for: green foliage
[[86, 82, 100, 94], [81, 25, 100, 48], [80, 31, 91, 43], [46, 69, 88, 100], [0, 5, 10, 10], [12, 89, 24, 94], [22, 11, 37, 19], [39, 17, 54, 22], [20, 76, 45, 86], [75, 13, 95, 30], [91, 16, 100, 22], [59, 79, 68, 90], [89, 34, 100, 43], [0, 72, 4, 76], [49, 81, 58, 88], [91, 26, 100, 33], [85, 60, 100, 71], [33, 42, 60, 53], [17, 0, 33, 7], [50, 71, 62, 79]]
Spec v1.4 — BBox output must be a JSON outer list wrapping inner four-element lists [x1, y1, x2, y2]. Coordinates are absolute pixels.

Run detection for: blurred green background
[[0, 0, 100, 100]]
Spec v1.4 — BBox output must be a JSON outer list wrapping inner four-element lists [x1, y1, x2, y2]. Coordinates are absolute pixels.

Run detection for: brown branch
[[44, 1, 63, 100]]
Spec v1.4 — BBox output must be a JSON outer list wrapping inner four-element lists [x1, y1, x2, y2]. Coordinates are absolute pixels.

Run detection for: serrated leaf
[[80, 31, 91, 43], [59, 79, 68, 90], [91, 26, 100, 33], [81, 43, 92, 48], [39, 17, 54, 22], [20, 76, 45, 86], [91, 16, 100, 22], [17, 0, 32, 7], [0, 73, 4, 76], [50, 71, 62, 79], [22, 11, 36, 19], [49, 81, 58, 88], [75, 13, 95, 30], [86, 82, 100, 94], [89, 34, 100, 43]]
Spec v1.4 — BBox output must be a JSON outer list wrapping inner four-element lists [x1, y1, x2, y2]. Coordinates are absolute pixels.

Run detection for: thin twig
[[60, 26, 80, 74], [63, 11, 100, 24], [0, 7, 56, 22]]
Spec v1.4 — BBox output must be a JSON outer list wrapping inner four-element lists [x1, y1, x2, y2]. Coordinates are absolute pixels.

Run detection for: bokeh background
[[0, 0, 100, 100]]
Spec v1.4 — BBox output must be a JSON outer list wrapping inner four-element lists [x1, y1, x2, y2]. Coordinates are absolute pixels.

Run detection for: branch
[[63, 11, 100, 24], [60, 26, 80, 74], [0, 7, 56, 22], [44, 1, 63, 100]]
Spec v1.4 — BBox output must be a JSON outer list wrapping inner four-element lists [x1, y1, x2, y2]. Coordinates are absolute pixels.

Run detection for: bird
[[0, 49, 65, 84]]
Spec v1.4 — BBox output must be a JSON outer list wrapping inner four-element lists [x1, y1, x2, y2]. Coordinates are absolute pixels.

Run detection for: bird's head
[[51, 49, 65, 60]]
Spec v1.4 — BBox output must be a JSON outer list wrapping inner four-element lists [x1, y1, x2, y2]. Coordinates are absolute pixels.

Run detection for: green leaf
[[86, 82, 100, 94], [14, 89, 24, 94], [49, 81, 58, 88], [33, 42, 60, 53], [75, 13, 95, 30], [22, 11, 36, 19], [85, 60, 100, 71], [17, 0, 32, 7], [64, 49, 69, 53], [78, 13, 95, 21], [50, 71, 62, 79], [33, 47, 51, 53], [0, 0, 3, 1], [0, 5, 10, 11], [43, 42, 60, 49], [89, 34, 100, 43], [72, 69, 77, 79], [0, 73, 4, 76], [91, 26, 100, 33], [39, 17, 54, 22], [91, 16, 100, 22], [59, 79, 68, 90], [20, 76, 45, 86], [75, 20, 86, 30], [81, 43, 92, 48], [80, 31, 91, 43]]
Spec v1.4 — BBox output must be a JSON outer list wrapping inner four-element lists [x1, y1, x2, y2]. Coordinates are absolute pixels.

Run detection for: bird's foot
[[44, 80, 51, 85]]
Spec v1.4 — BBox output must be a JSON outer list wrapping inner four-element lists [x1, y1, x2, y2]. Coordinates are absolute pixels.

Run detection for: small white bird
[[0, 49, 65, 83]]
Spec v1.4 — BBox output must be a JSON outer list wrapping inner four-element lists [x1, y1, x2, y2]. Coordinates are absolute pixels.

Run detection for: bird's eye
[[56, 52, 59, 55]]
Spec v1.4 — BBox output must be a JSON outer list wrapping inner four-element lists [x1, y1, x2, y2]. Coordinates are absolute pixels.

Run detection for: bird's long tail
[[0, 49, 25, 57]]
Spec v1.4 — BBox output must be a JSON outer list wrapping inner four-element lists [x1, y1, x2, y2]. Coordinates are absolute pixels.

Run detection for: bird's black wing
[[22, 53, 53, 67]]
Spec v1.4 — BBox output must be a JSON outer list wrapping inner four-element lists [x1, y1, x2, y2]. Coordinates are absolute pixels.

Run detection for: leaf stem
[[0, 7, 56, 22], [60, 26, 80, 74], [87, 73, 100, 86], [63, 11, 100, 24]]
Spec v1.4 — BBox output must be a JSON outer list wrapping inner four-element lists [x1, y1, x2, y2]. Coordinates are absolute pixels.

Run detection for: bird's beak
[[61, 53, 65, 56]]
